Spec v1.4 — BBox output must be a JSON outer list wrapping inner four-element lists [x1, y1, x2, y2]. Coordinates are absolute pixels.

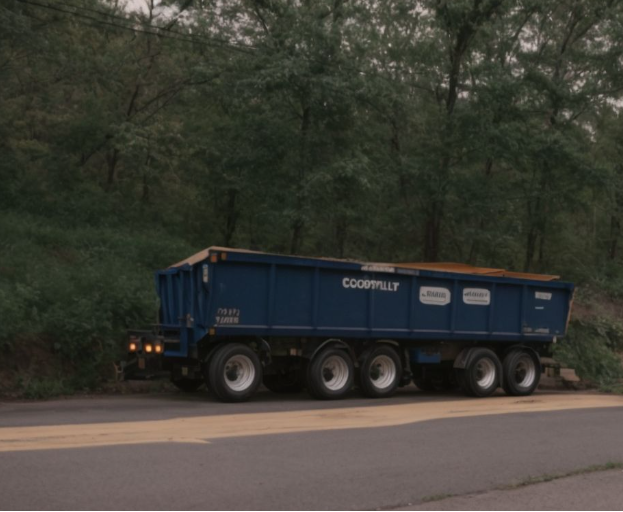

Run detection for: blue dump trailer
[[126, 247, 574, 402]]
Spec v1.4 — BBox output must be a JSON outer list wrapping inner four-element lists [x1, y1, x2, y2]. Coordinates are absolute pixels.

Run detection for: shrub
[[18, 376, 72, 400], [554, 318, 623, 387], [0, 209, 198, 394]]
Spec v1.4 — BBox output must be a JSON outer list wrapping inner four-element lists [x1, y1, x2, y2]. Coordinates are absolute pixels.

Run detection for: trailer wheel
[[307, 348, 354, 400], [502, 349, 541, 396], [207, 344, 262, 403], [457, 348, 501, 397], [171, 378, 203, 393], [360, 345, 402, 398]]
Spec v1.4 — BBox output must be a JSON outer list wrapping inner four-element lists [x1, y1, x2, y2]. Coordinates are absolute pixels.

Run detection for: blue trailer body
[[155, 247, 574, 359]]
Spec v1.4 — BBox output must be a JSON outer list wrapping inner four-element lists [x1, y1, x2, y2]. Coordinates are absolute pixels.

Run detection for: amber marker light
[[144, 343, 153, 353], [154, 344, 163, 354], [128, 342, 137, 352]]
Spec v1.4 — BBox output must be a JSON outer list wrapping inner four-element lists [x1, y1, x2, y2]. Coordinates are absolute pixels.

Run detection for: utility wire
[[54, 0, 256, 50], [14, 0, 255, 54]]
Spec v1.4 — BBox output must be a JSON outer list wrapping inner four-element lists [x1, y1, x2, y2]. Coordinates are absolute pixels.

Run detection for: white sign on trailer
[[419, 286, 451, 305], [535, 291, 552, 300], [463, 288, 491, 305]]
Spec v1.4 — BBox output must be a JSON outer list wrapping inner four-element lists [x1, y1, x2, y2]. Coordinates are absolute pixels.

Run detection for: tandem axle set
[[125, 247, 574, 402]]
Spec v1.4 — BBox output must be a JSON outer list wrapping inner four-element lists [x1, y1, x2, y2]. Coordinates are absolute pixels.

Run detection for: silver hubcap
[[514, 355, 536, 388], [368, 355, 396, 390], [475, 358, 496, 389], [321, 355, 350, 391], [224, 355, 255, 392]]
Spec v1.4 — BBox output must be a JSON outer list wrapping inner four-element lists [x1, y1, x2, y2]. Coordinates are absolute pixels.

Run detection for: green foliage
[[1, 0, 623, 394], [554, 318, 623, 387], [0, 207, 197, 391], [17, 376, 73, 400], [599, 382, 623, 395]]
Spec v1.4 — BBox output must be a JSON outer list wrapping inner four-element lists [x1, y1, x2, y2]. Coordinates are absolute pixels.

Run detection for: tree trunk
[[106, 148, 119, 188], [223, 188, 238, 246], [335, 219, 347, 259], [141, 173, 149, 202], [610, 215, 620, 260], [424, 202, 443, 262], [290, 103, 311, 254], [290, 219, 304, 255], [524, 225, 538, 272]]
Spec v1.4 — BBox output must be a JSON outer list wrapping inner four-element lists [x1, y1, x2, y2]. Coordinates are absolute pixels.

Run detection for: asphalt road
[[406, 469, 623, 510], [1, 387, 622, 510]]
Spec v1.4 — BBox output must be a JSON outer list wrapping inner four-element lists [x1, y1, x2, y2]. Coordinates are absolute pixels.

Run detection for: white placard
[[361, 264, 395, 273], [419, 286, 451, 306], [463, 288, 490, 306], [535, 291, 552, 301]]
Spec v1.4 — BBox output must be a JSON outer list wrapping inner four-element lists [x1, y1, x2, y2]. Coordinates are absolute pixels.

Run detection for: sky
[[123, 0, 165, 14], [124, 0, 151, 12]]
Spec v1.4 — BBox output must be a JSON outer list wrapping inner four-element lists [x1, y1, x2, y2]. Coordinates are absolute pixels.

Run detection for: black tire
[[307, 348, 354, 400], [458, 348, 502, 398], [171, 378, 203, 393], [207, 344, 263, 403], [359, 345, 402, 398], [263, 371, 304, 394], [502, 349, 541, 396]]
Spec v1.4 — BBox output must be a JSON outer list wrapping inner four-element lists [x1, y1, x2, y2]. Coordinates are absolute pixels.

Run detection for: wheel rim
[[368, 355, 396, 390], [514, 355, 536, 388], [475, 358, 496, 389], [224, 355, 255, 392], [321, 355, 350, 391]]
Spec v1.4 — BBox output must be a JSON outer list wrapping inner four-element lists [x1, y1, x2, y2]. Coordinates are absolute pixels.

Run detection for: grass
[[501, 461, 623, 490], [599, 382, 623, 394], [419, 461, 623, 504], [554, 318, 623, 388], [18, 377, 73, 400], [420, 493, 457, 503]]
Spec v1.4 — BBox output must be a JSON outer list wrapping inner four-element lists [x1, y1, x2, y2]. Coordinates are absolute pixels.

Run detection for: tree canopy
[[2, 0, 623, 392]]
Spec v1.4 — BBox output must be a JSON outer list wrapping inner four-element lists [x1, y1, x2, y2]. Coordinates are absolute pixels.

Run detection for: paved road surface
[[406, 468, 623, 510], [1, 388, 622, 510]]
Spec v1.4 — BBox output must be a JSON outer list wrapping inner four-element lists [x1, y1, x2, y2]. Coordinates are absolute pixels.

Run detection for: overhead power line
[[56, 0, 256, 49], [14, 0, 255, 54]]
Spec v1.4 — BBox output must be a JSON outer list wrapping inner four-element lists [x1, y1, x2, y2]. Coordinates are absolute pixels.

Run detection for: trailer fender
[[501, 344, 540, 363], [202, 342, 225, 367], [203, 338, 271, 367], [358, 339, 399, 360], [256, 337, 272, 365], [359, 340, 408, 379], [453, 347, 480, 369], [374, 339, 400, 350], [499, 345, 542, 386], [306, 339, 357, 367], [374, 340, 410, 385]]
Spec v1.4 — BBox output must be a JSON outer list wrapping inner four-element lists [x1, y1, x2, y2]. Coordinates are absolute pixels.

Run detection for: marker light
[[144, 343, 153, 353], [128, 342, 137, 352], [154, 344, 163, 354]]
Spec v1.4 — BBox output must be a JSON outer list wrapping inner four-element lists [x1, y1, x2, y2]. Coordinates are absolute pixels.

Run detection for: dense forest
[[1, 0, 623, 396]]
